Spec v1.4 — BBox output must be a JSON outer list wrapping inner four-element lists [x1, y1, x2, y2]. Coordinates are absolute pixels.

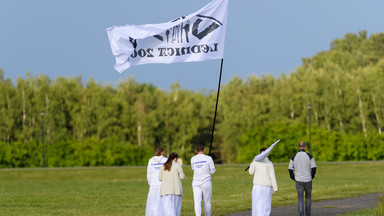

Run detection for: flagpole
[[209, 58, 224, 156]]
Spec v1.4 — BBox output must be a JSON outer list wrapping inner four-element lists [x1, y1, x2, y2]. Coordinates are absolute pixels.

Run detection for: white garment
[[147, 156, 167, 188], [191, 153, 215, 216], [192, 181, 212, 216], [191, 154, 215, 186], [146, 156, 167, 216], [145, 188, 161, 216], [159, 195, 182, 216], [252, 185, 272, 216], [249, 158, 278, 192], [253, 140, 279, 162]]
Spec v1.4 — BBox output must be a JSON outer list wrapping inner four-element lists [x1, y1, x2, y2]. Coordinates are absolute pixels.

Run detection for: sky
[[1, 0, 384, 91]]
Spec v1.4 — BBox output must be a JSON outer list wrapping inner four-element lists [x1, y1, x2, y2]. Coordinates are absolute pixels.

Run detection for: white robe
[[145, 156, 167, 216], [252, 185, 272, 216], [145, 187, 161, 216], [250, 140, 279, 216], [159, 195, 182, 216]]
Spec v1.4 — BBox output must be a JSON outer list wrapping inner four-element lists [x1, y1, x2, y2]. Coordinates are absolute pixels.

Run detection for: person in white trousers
[[159, 152, 185, 216], [249, 147, 278, 216], [191, 144, 216, 216], [145, 147, 167, 216]]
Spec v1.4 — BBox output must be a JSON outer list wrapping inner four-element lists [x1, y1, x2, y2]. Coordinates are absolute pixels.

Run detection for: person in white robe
[[159, 152, 185, 216], [145, 147, 167, 216], [249, 147, 278, 216]]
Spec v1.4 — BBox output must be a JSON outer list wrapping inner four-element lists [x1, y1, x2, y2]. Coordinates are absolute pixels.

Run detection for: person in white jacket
[[191, 144, 216, 216], [249, 147, 278, 216], [145, 147, 167, 216]]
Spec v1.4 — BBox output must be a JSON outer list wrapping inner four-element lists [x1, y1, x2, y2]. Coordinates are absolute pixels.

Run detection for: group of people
[[145, 141, 316, 216], [146, 144, 215, 216]]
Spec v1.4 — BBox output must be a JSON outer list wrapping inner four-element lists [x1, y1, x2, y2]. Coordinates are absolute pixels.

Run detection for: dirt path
[[228, 193, 380, 216]]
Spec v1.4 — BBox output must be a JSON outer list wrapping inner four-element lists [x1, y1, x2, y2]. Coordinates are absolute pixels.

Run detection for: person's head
[[195, 144, 205, 154], [298, 141, 307, 151], [155, 146, 165, 156], [259, 147, 267, 153], [164, 152, 179, 171]]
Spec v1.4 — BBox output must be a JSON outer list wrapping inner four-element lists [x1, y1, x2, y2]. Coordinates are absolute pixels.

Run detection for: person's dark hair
[[164, 152, 178, 171], [155, 146, 165, 156], [259, 147, 267, 153], [195, 144, 205, 153], [298, 141, 306, 148]]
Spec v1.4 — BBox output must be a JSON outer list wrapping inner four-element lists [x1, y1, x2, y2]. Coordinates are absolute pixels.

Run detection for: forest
[[1, 31, 384, 167]]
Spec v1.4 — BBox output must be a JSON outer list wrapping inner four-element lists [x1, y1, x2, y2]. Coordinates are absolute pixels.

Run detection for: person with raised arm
[[249, 146, 278, 216]]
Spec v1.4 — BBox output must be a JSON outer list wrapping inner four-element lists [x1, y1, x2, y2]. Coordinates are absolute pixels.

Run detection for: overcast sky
[[1, 0, 383, 91]]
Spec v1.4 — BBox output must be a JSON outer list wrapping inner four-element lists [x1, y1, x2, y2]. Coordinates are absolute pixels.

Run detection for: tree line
[[1, 31, 383, 167]]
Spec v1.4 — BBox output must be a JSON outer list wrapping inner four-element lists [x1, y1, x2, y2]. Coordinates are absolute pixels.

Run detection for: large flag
[[107, 0, 228, 73]]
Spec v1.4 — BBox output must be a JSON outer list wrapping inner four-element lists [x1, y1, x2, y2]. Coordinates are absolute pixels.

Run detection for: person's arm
[[209, 157, 216, 175], [158, 166, 163, 182], [253, 140, 279, 162], [248, 161, 256, 175], [147, 159, 151, 185], [269, 164, 278, 192], [191, 158, 194, 171], [288, 169, 295, 181], [178, 163, 185, 180], [311, 156, 317, 179], [288, 159, 295, 181], [311, 167, 316, 179]]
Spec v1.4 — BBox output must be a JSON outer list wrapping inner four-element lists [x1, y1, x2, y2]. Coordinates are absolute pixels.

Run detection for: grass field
[[0, 161, 383, 216]]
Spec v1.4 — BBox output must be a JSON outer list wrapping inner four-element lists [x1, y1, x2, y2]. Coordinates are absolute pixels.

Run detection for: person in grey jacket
[[288, 141, 317, 216]]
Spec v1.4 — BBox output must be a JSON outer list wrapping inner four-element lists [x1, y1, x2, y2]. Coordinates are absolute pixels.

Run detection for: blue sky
[[1, 0, 383, 91]]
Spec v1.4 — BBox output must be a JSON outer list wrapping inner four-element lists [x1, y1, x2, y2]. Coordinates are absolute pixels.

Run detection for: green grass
[[0, 161, 383, 216]]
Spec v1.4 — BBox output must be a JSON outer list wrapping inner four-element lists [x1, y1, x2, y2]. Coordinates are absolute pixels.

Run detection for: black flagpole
[[209, 58, 224, 156]]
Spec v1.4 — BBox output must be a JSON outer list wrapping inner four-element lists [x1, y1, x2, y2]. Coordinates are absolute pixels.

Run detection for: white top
[[147, 155, 167, 189], [191, 153, 216, 186], [249, 157, 278, 192]]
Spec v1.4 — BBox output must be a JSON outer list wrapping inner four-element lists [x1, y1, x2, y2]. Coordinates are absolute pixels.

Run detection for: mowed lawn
[[0, 161, 383, 216]]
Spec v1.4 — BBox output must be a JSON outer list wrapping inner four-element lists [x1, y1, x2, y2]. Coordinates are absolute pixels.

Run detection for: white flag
[[106, 0, 228, 73]]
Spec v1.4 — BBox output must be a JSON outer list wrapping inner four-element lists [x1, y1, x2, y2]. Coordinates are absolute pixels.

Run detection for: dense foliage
[[1, 31, 384, 167]]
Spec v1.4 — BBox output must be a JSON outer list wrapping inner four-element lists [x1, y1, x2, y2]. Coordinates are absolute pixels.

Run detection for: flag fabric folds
[[106, 0, 228, 73]]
